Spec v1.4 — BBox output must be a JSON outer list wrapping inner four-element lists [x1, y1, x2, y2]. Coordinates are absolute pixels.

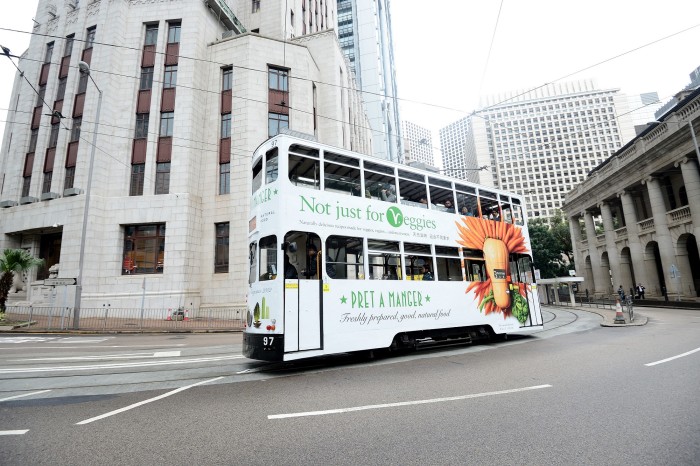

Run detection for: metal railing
[[2, 305, 246, 332]]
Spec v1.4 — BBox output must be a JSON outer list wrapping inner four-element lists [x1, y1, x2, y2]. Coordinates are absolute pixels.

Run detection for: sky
[[2, 0, 700, 152]]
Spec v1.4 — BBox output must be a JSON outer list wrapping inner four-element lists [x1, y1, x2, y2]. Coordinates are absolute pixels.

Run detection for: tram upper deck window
[[289, 144, 319, 189], [326, 235, 364, 279], [252, 158, 263, 194], [512, 198, 524, 225], [259, 235, 277, 281], [266, 148, 279, 184], [479, 189, 500, 220], [435, 246, 462, 281], [455, 184, 478, 217], [364, 161, 396, 202], [510, 254, 534, 284], [398, 169, 427, 208], [500, 196, 513, 223], [429, 177, 455, 212], [367, 239, 401, 280], [324, 151, 361, 196], [404, 242, 432, 280]]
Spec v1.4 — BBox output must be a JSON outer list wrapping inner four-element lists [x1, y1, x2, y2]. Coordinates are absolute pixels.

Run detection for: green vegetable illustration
[[511, 287, 530, 324], [253, 302, 260, 321]]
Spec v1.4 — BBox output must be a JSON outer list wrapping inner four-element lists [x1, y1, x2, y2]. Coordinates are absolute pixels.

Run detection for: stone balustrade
[[667, 205, 692, 225], [615, 226, 627, 240], [638, 218, 655, 232]]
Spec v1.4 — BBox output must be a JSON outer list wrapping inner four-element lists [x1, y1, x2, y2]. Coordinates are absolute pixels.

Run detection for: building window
[[167, 22, 181, 44], [219, 162, 230, 195], [163, 65, 177, 88], [44, 42, 54, 63], [160, 112, 174, 137], [29, 129, 39, 153], [268, 67, 289, 91], [70, 117, 81, 142], [268, 112, 289, 137], [122, 224, 166, 275], [56, 77, 67, 101], [155, 162, 170, 195], [252, 0, 260, 13], [22, 176, 31, 197], [221, 113, 231, 138], [64, 35, 74, 57], [37, 85, 46, 106], [145, 24, 158, 46], [78, 72, 88, 94], [135, 113, 149, 139], [130, 164, 145, 196], [215, 222, 229, 273], [48, 122, 60, 148], [222, 67, 232, 91], [140, 67, 154, 90], [42, 171, 52, 194], [64, 166, 75, 190], [85, 26, 96, 49]]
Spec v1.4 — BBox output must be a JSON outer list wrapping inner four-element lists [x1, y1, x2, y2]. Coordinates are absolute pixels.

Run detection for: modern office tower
[[337, 0, 402, 162], [440, 80, 661, 219], [401, 121, 435, 167], [0, 0, 372, 310], [438, 117, 481, 185], [655, 64, 700, 119]]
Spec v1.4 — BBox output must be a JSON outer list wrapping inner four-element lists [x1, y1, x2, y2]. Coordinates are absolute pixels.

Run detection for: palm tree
[[0, 249, 44, 311]]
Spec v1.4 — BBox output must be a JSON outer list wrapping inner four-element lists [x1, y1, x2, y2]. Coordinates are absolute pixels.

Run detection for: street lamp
[[74, 60, 102, 329]]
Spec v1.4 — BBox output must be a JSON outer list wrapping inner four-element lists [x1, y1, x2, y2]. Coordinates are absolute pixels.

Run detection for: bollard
[[614, 298, 626, 324]]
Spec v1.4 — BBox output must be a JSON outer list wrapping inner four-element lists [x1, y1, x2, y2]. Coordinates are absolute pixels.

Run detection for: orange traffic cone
[[184, 309, 189, 321], [614, 298, 626, 324], [167, 308, 172, 321]]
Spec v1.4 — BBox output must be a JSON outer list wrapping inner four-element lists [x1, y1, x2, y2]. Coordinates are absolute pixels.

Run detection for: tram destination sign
[[44, 278, 77, 286]]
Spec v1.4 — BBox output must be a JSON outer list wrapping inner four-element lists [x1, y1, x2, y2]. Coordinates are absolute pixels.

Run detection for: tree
[[0, 249, 44, 311], [529, 213, 573, 279]]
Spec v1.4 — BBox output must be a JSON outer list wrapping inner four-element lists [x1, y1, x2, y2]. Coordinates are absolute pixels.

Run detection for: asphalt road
[[1, 307, 698, 465]]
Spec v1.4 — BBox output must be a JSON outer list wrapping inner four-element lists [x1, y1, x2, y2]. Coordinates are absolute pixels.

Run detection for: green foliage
[[0, 249, 44, 311], [511, 290, 530, 324], [529, 212, 573, 279]]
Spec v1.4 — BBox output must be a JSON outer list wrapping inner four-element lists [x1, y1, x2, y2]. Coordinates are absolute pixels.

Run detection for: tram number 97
[[263, 336, 274, 347]]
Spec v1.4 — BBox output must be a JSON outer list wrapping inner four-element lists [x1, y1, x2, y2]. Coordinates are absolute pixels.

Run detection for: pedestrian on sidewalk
[[617, 285, 625, 300], [636, 283, 645, 300]]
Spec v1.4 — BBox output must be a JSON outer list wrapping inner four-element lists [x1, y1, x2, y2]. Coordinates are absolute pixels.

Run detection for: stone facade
[[0, 0, 372, 310], [562, 88, 700, 299]]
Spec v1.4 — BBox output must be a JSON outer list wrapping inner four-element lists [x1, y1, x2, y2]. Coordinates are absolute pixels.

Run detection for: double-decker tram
[[244, 134, 543, 361]]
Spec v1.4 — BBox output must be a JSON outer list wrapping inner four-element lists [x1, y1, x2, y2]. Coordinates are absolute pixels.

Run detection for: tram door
[[284, 232, 322, 352]]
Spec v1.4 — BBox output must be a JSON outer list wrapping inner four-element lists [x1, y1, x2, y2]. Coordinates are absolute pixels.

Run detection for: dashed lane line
[[268, 384, 553, 420], [0, 430, 29, 436], [76, 376, 224, 425], [14, 351, 182, 362], [0, 390, 52, 403], [645, 346, 700, 367], [0, 354, 244, 374]]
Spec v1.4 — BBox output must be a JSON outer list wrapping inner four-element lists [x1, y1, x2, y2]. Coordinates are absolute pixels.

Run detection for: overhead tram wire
[[1, 22, 699, 162], [476, 0, 504, 99], [1, 21, 699, 126]]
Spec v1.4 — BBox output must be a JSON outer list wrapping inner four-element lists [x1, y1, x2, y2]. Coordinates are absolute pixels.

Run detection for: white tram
[[244, 134, 543, 361]]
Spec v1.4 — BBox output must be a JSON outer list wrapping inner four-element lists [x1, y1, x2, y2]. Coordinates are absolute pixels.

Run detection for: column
[[619, 191, 650, 292], [583, 211, 608, 295], [568, 215, 582, 275], [643, 177, 679, 296], [674, 157, 700, 296], [676, 157, 700, 240], [599, 202, 623, 291]]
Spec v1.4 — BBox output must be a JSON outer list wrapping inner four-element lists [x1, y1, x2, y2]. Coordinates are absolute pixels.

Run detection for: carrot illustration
[[483, 238, 510, 308]]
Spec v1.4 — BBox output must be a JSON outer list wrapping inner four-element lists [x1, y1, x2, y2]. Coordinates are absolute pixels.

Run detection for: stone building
[[562, 88, 700, 299], [0, 0, 372, 311]]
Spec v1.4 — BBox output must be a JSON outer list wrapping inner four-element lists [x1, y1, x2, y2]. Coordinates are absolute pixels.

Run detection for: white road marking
[[645, 347, 700, 367], [0, 390, 52, 403], [0, 344, 187, 350], [15, 351, 182, 362], [0, 430, 29, 436], [58, 338, 112, 343], [76, 376, 224, 425], [0, 337, 59, 344], [268, 384, 553, 420], [0, 355, 244, 374]]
